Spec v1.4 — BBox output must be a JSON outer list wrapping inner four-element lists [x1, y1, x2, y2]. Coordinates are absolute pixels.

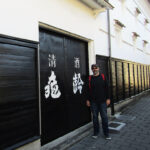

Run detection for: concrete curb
[[41, 123, 93, 150]]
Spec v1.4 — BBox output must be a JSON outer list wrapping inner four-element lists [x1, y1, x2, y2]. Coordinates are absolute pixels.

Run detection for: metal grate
[[108, 121, 126, 133]]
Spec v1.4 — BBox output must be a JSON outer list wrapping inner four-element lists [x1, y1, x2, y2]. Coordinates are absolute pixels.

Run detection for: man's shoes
[[92, 133, 99, 139], [105, 135, 111, 140], [92, 135, 98, 139]]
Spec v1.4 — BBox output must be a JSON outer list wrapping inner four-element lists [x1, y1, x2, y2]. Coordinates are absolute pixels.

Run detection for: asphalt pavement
[[67, 94, 150, 150]]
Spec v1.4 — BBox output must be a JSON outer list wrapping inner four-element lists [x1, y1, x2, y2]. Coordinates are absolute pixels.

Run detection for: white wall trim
[[137, 47, 143, 52], [122, 40, 133, 47], [99, 28, 108, 34]]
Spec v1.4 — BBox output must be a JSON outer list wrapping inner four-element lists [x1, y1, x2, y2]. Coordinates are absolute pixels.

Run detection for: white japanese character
[[48, 54, 56, 68], [44, 71, 61, 99], [74, 57, 80, 68], [73, 73, 84, 94], [44, 85, 50, 98]]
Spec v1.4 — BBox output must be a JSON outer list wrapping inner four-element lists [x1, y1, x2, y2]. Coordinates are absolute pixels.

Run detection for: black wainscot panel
[[123, 62, 129, 99], [0, 35, 39, 149], [110, 60, 117, 102], [129, 63, 134, 96], [116, 61, 123, 101], [138, 65, 142, 93], [133, 64, 138, 94]]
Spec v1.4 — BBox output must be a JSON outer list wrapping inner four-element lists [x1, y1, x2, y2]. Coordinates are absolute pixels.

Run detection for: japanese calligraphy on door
[[44, 54, 61, 99], [73, 57, 84, 94]]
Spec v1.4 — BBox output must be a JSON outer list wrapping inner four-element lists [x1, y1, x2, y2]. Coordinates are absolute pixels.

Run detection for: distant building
[[0, 0, 150, 149]]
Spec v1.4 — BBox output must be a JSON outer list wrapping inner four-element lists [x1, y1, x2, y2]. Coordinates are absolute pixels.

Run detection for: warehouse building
[[0, 0, 150, 149]]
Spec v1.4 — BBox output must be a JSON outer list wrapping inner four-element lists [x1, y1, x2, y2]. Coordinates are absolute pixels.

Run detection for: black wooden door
[[96, 56, 109, 79], [40, 29, 90, 145], [40, 29, 68, 145], [64, 37, 90, 131]]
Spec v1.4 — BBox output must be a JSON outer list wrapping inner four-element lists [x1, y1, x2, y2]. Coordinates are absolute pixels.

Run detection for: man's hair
[[91, 64, 99, 69]]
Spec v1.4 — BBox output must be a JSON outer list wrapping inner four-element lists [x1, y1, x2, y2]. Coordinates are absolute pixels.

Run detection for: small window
[[135, 8, 141, 14], [114, 19, 126, 28], [132, 32, 140, 39], [144, 19, 149, 26], [143, 40, 148, 47]]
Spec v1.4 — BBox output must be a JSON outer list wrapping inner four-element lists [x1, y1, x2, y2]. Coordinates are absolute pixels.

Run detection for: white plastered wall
[[109, 0, 150, 64], [0, 0, 150, 65], [0, 0, 108, 71]]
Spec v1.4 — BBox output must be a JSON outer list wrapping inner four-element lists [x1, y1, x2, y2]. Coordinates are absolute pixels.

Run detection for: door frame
[[38, 22, 95, 143]]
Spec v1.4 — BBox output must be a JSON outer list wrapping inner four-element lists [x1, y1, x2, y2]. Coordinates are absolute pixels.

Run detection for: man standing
[[86, 64, 111, 140]]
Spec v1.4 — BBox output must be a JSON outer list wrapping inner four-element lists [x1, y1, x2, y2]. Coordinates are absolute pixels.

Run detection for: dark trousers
[[91, 102, 109, 136]]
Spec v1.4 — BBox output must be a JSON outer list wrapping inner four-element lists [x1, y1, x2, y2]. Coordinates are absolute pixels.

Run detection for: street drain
[[109, 122, 120, 128], [108, 121, 126, 133]]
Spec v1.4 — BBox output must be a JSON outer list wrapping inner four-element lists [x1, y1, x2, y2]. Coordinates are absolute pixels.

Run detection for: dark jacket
[[88, 74, 110, 104]]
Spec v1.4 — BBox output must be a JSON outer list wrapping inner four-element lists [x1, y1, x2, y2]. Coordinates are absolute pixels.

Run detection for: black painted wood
[[95, 57, 150, 105], [106, 58, 150, 103], [138, 65, 142, 93], [116, 61, 123, 101], [110, 60, 117, 102], [65, 37, 90, 132], [134, 64, 138, 94], [40, 29, 68, 145], [144, 66, 147, 90], [147, 66, 149, 89], [39, 28, 90, 145], [149, 66, 150, 89], [0, 39, 39, 149], [141, 65, 144, 91], [123, 62, 129, 99], [129, 63, 134, 96], [96, 56, 109, 79], [0, 34, 38, 48]]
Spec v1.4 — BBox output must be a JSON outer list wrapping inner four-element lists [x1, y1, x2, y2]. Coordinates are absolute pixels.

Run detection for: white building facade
[[0, 0, 150, 149]]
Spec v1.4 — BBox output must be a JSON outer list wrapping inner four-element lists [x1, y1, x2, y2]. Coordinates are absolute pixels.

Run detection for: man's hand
[[106, 99, 111, 106], [86, 100, 90, 107]]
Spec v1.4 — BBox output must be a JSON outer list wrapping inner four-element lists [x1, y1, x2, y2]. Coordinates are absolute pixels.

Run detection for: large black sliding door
[[40, 29, 67, 144], [64, 37, 90, 131], [40, 28, 90, 145]]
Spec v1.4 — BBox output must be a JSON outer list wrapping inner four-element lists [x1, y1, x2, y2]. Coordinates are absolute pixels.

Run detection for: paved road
[[67, 95, 150, 150]]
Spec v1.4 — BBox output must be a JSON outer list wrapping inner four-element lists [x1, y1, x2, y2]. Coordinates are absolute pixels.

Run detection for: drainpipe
[[107, 8, 115, 115], [37, 44, 42, 136]]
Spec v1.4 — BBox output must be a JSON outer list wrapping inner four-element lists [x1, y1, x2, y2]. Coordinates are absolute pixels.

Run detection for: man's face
[[92, 67, 99, 75]]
